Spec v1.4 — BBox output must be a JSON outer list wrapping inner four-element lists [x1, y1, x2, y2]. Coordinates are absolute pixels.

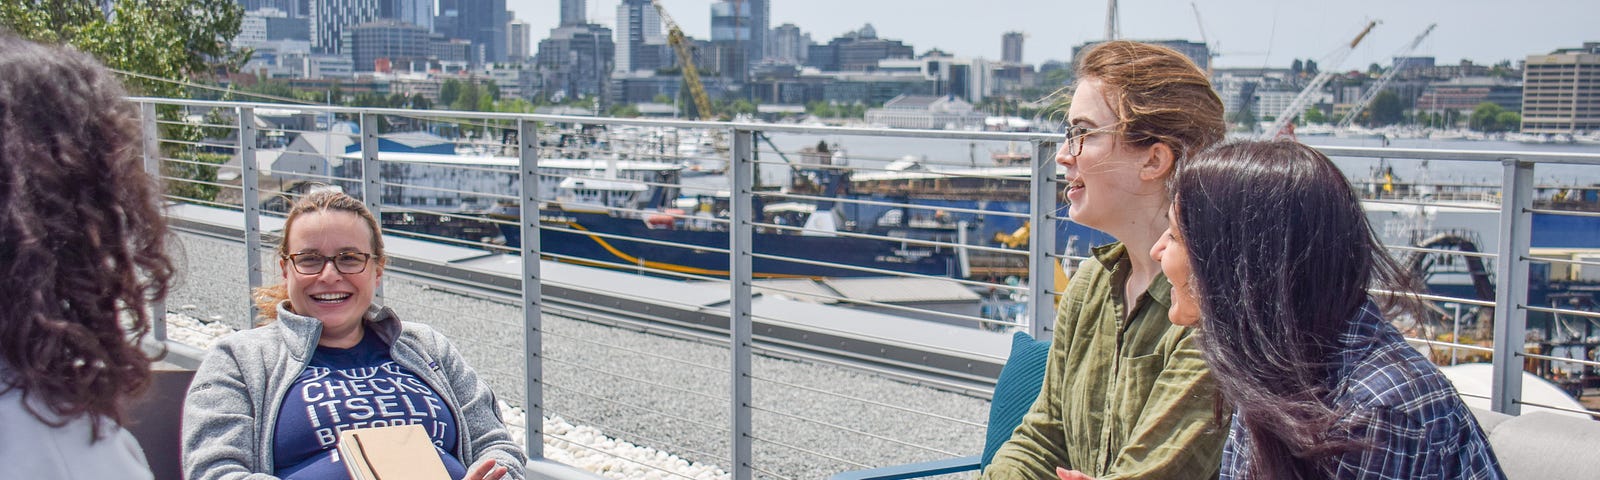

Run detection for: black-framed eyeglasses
[[1062, 124, 1118, 157], [283, 252, 376, 275]]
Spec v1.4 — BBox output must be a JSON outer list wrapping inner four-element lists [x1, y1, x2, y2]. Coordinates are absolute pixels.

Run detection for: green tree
[[1368, 90, 1404, 126], [1302, 106, 1328, 124], [439, 79, 463, 107], [410, 93, 433, 110], [1495, 111, 1522, 132], [606, 103, 642, 117], [1, 0, 244, 97], [652, 93, 673, 104], [1470, 102, 1507, 132]]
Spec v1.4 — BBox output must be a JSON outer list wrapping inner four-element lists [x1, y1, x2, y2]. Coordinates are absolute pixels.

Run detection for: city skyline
[[504, 0, 1596, 69]]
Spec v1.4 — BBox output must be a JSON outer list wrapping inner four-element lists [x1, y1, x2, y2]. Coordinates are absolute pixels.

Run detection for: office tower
[[1522, 43, 1600, 134], [508, 18, 531, 62], [1002, 31, 1024, 64], [770, 23, 808, 64], [615, 0, 667, 72], [709, 0, 766, 78], [561, 0, 585, 26], [435, 0, 508, 64], [309, 0, 382, 54]]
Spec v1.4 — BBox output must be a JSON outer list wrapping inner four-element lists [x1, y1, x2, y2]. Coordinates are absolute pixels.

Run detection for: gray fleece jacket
[[181, 302, 526, 480]]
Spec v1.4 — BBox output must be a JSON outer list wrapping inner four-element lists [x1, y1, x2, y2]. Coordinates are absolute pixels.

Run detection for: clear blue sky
[[504, 0, 1595, 70]]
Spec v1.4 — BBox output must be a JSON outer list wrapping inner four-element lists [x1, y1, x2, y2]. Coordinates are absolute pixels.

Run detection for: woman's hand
[[465, 458, 508, 480], [1057, 467, 1096, 480]]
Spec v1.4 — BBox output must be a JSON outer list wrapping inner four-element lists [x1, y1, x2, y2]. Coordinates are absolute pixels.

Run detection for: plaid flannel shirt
[[1218, 302, 1506, 480]]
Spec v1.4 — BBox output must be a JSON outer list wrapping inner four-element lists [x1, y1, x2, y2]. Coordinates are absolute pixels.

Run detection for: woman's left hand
[[466, 458, 508, 480], [1057, 467, 1096, 480]]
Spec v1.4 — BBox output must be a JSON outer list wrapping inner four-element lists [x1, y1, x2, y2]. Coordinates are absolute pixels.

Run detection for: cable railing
[[135, 98, 1600, 480]]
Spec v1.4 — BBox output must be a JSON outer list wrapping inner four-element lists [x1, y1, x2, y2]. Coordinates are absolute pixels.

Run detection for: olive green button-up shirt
[[984, 243, 1225, 480]]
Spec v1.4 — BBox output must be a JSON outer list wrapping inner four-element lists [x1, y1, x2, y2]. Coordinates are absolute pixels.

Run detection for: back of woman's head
[[253, 188, 384, 320], [1075, 40, 1226, 166], [1173, 140, 1419, 477], [0, 32, 174, 436]]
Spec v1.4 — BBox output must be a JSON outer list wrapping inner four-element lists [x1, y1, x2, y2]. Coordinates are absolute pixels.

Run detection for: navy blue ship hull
[[508, 209, 961, 278]]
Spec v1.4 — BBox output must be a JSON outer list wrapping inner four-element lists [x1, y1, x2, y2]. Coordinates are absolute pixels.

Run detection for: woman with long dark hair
[[1150, 140, 1504, 479], [0, 32, 175, 478]]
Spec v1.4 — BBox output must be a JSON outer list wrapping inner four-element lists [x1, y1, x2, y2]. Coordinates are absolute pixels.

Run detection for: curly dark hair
[[0, 32, 175, 440]]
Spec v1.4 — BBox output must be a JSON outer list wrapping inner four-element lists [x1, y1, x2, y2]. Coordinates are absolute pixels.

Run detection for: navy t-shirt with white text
[[273, 328, 468, 479]]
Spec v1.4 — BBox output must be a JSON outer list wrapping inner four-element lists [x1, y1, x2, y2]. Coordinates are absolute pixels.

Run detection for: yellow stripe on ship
[[566, 223, 816, 279]]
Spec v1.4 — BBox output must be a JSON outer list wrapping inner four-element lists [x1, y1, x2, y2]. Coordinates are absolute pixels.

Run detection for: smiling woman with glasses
[[183, 188, 525, 480]]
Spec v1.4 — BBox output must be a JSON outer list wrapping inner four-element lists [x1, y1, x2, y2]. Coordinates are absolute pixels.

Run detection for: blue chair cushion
[[979, 331, 1051, 470]]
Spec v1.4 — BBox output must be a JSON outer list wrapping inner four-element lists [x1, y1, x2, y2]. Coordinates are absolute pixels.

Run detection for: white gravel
[[165, 231, 990, 479]]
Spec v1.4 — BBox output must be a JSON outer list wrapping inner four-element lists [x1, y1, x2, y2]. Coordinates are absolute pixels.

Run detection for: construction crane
[[1190, 2, 1213, 73], [1338, 24, 1437, 128], [651, 0, 715, 120], [1261, 20, 1379, 139]]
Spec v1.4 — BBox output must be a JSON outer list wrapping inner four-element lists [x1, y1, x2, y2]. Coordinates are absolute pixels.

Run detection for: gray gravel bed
[[166, 231, 990, 479]]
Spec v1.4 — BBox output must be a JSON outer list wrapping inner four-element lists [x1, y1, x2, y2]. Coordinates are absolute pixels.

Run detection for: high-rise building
[[508, 18, 531, 62], [436, 0, 509, 64], [536, 24, 614, 101], [709, 0, 767, 78], [1522, 42, 1600, 134], [805, 24, 914, 72], [342, 20, 432, 72], [770, 23, 808, 64], [1002, 31, 1024, 64], [309, 0, 382, 54], [615, 0, 667, 72], [561, 0, 586, 26], [393, 0, 432, 31]]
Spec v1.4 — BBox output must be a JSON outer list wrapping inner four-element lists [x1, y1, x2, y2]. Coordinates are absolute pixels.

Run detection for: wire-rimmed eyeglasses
[[283, 251, 376, 275], [1062, 124, 1118, 157]]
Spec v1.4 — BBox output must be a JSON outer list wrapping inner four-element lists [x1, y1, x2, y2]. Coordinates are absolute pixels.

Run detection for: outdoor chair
[[830, 331, 1051, 479]]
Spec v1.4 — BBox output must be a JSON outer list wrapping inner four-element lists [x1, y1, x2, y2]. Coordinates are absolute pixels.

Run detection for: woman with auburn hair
[[0, 32, 175, 478], [1150, 140, 1504, 479], [183, 188, 525, 480], [984, 40, 1228, 479]]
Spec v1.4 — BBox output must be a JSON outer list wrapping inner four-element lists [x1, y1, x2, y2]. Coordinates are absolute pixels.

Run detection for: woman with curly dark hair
[[0, 32, 175, 478]]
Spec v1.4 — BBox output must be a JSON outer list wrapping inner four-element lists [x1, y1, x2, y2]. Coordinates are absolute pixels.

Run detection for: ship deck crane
[[1261, 20, 1379, 139], [651, 0, 715, 120], [1338, 24, 1437, 128]]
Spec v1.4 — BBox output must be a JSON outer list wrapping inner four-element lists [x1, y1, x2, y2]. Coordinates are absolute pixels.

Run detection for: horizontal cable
[[760, 190, 1032, 220], [155, 119, 239, 131], [1513, 400, 1600, 418], [537, 428, 705, 480], [265, 126, 364, 139], [1402, 337, 1495, 353], [162, 194, 240, 211], [746, 219, 1013, 255], [1524, 207, 1600, 219], [539, 222, 733, 256], [1367, 288, 1496, 308], [160, 175, 242, 192], [748, 464, 798, 480], [1522, 304, 1600, 320], [382, 205, 519, 227], [540, 329, 729, 375], [747, 404, 963, 457], [540, 356, 724, 402], [1518, 351, 1600, 369], [1382, 244, 1499, 260], [544, 383, 729, 433], [1360, 197, 1501, 211], [379, 179, 520, 202], [158, 154, 243, 170], [746, 251, 1022, 292], [1524, 254, 1600, 269], [749, 282, 1019, 329], [746, 433, 871, 469], [377, 227, 517, 253], [747, 374, 985, 429], [157, 137, 242, 151]]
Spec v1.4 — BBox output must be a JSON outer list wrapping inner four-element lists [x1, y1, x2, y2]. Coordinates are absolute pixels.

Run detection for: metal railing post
[[1027, 140, 1058, 340], [360, 113, 383, 299], [240, 107, 263, 329], [518, 119, 545, 459], [1491, 159, 1534, 415], [141, 102, 169, 341], [728, 127, 755, 480]]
